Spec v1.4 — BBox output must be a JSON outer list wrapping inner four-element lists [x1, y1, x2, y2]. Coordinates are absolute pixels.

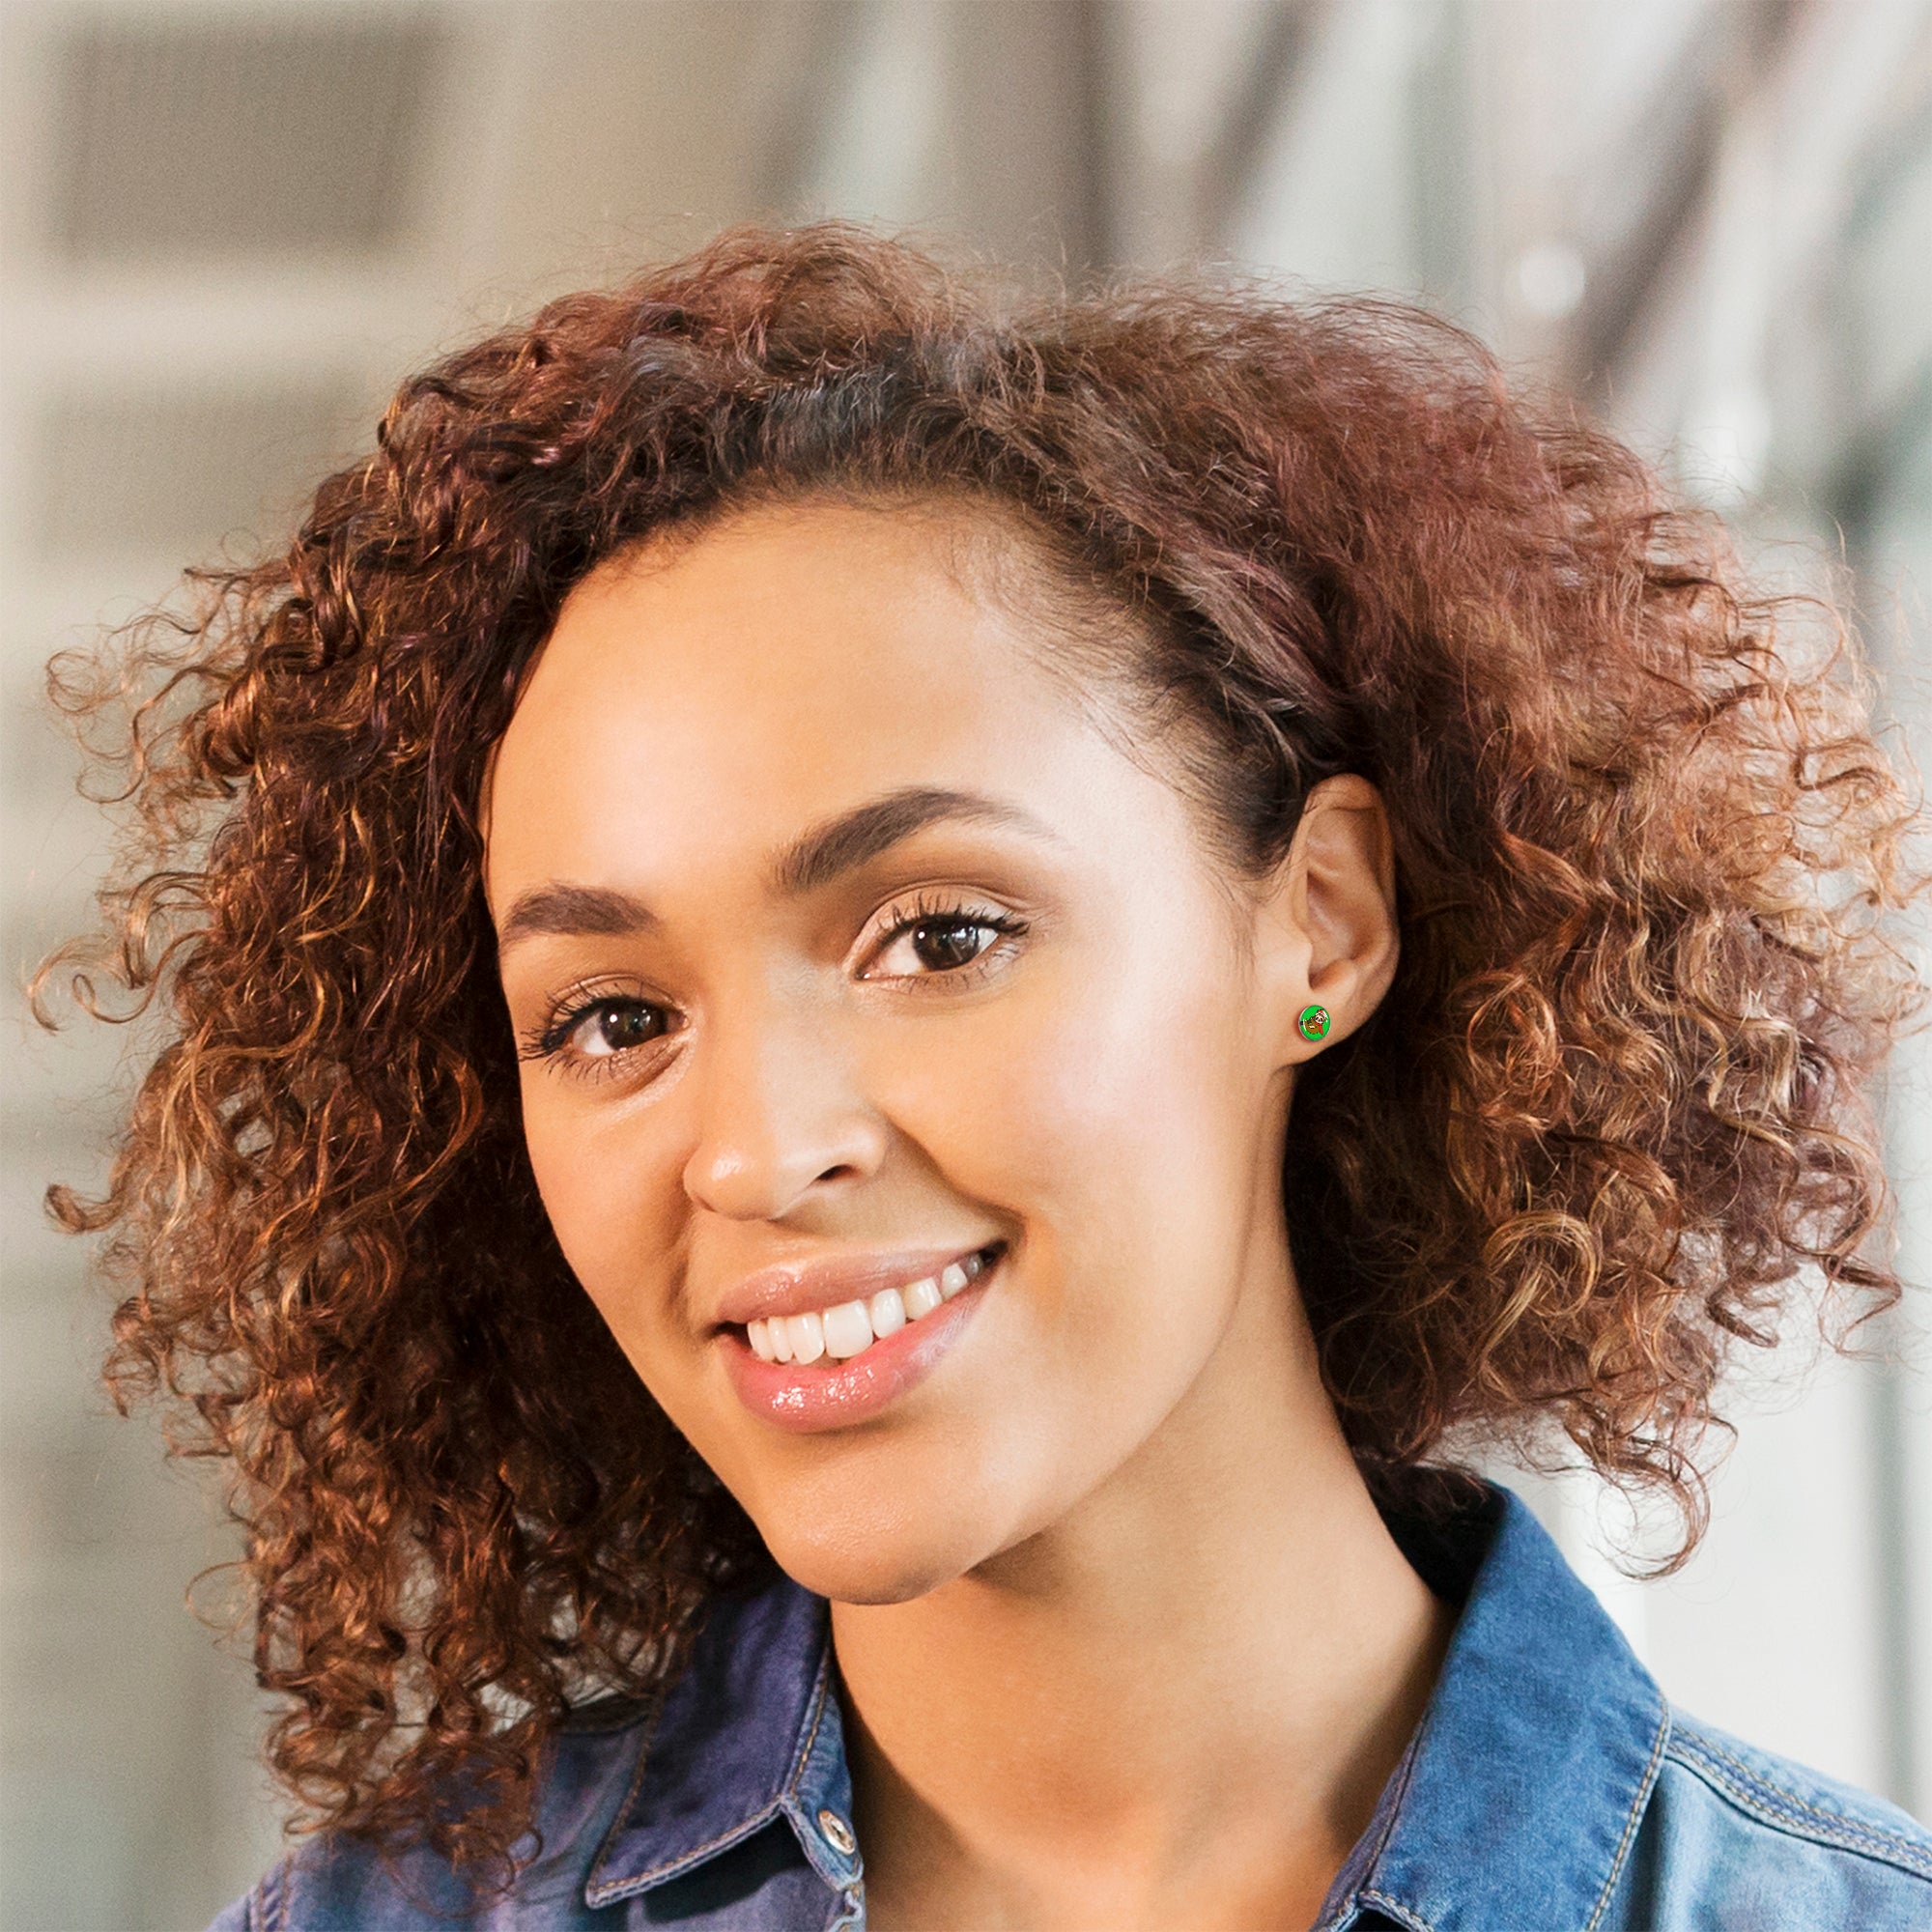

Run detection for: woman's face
[[485, 498, 1368, 1603]]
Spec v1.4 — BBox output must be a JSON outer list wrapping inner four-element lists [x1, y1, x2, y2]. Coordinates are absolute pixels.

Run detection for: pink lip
[[718, 1252, 1001, 1434], [711, 1243, 996, 1328]]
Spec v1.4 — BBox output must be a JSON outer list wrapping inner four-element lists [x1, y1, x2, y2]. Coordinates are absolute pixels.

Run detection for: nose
[[681, 987, 889, 1222]]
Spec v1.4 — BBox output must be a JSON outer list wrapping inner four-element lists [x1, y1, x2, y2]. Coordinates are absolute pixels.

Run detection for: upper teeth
[[747, 1250, 991, 1366]]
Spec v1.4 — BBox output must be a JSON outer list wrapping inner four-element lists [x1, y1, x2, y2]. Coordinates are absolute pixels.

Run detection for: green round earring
[[1296, 1003, 1331, 1043]]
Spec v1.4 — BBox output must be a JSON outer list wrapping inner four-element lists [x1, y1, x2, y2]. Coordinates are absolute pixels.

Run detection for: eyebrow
[[496, 785, 1052, 952]]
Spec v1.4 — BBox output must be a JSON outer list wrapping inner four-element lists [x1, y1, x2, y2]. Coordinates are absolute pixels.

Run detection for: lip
[[710, 1242, 997, 1328], [718, 1246, 1002, 1434]]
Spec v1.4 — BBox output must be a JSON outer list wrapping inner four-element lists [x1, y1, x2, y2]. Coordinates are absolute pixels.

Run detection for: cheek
[[517, 1079, 687, 1359], [840, 947, 1272, 1560], [874, 939, 1263, 1323]]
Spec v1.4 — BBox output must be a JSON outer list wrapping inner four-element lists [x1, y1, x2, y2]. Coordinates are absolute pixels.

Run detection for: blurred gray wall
[[2, 2, 1929, 1926]]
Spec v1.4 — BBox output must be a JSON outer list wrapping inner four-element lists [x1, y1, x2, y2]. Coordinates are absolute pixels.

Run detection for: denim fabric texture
[[208, 1484, 1932, 1930]]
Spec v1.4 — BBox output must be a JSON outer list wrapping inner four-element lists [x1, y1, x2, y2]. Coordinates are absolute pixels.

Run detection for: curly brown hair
[[35, 222, 1931, 1874]]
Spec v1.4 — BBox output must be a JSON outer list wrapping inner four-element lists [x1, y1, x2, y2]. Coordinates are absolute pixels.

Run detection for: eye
[[864, 898, 1028, 980], [569, 998, 669, 1058], [908, 918, 996, 973], [519, 989, 676, 1073]]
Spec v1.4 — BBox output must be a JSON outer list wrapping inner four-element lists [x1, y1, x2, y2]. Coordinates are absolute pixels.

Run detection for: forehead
[[482, 498, 1141, 893]]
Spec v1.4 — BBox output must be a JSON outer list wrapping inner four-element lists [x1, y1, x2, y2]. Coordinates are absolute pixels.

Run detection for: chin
[[752, 1495, 996, 1606]]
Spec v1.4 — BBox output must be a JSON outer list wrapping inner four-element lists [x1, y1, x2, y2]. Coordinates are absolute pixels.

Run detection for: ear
[[1252, 774, 1400, 1065]]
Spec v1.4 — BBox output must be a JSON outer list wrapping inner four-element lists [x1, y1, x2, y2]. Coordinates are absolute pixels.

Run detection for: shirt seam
[[1665, 1732, 1932, 1883], [583, 1672, 678, 1903], [785, 1642, 834, 1800], [252, 1856, 288, 1932], [1354, 1888, 1435, 1932], [599, 1797, 791, 1896], [1313, 1675, 1432, 1930], [1582, 1696, 1670, 1932], [781, 1644, 865, 1897]]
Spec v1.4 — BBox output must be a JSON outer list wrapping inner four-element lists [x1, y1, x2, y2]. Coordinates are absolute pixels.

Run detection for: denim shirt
[[210, 1484, 1932, 1930]]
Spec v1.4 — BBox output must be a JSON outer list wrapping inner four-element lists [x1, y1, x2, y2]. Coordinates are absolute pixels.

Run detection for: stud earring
[[1296, 1003, 1330, 1043]]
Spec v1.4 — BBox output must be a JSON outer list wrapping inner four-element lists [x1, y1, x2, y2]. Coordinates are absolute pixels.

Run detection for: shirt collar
[[587, 1482, 1669, 1930], [1316, 1483, 1670, 1932], [585, 1575, 859, 1911]]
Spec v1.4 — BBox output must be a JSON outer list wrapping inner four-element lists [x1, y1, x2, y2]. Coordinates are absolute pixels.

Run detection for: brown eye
[[863, 899, 1027, 982], [574, 1000, 668, 1058], [911, 919, 993, 972]]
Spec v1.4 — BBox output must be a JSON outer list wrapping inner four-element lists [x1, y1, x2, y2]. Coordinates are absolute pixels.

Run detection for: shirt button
[[817, 1807, 858, 1857]]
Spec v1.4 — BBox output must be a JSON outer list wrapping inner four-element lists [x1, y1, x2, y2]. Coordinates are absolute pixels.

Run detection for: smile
[[719, 1242, 1006, 1433], [745, 1245, 998, 1367]]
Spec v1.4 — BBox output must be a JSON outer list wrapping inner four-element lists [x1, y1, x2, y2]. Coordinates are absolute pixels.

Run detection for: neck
[[830, 1245, 1455, 1932]]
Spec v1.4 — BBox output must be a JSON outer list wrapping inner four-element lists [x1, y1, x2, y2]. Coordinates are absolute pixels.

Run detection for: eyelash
[[517, 978, 675, 1080], [863, 892, 1031, 987], [518, 894, 1031, 1080]]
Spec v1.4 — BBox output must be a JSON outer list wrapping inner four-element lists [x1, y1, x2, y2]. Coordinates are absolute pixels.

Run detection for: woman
[[40, 226, 1932, 1930]]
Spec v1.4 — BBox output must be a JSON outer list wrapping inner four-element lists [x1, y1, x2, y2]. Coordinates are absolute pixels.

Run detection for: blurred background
[[2, 0, 1929, 1924]]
